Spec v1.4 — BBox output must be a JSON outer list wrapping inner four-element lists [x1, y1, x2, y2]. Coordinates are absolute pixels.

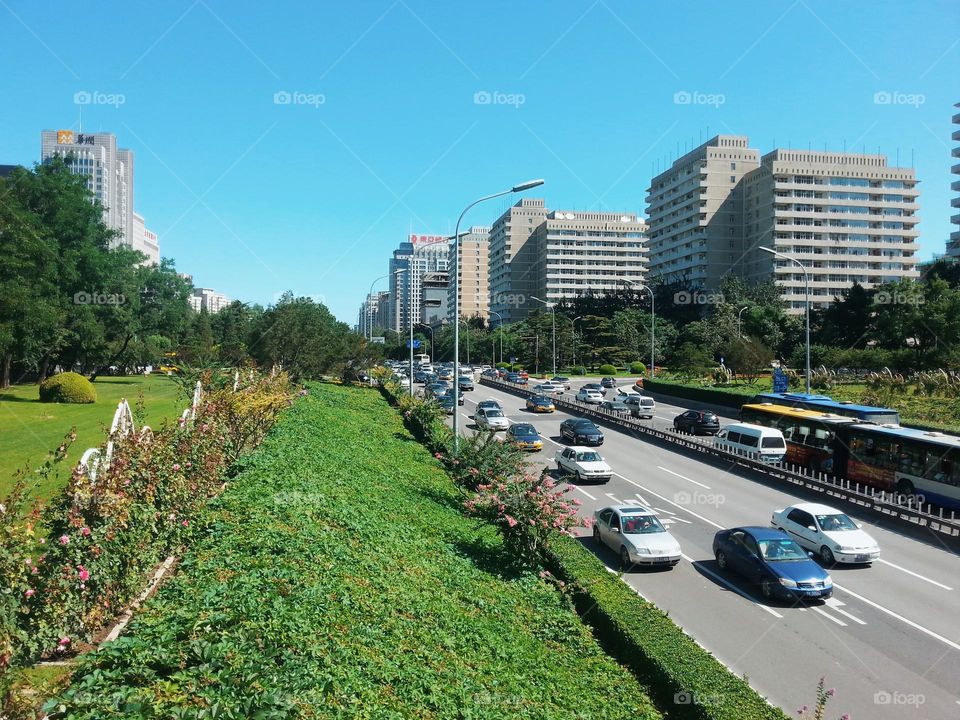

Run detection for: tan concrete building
[[488, 198, 549, 322], [645, 135, 760, 290], [447, 226, 490, 323], [530, 210, 647, 304], [741, 150, 920, 313]]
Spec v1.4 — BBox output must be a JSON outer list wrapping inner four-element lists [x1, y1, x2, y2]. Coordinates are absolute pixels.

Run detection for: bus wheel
[[896, 479, 915, 497]]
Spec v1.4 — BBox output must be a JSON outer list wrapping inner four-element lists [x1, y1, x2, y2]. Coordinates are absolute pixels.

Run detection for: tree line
[[0, 160, 365, 387]]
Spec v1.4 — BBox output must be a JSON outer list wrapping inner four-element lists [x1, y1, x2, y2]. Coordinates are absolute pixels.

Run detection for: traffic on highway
[[387, 361, 960, 719]]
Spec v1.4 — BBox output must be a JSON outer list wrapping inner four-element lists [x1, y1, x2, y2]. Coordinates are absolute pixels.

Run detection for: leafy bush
[[38, 373, 96, 404], [598, 364, 617, 376], [0, 370, 294, 684], [45, 384, 661, 719], [629, 362, 646, 375], [571, 366, 586, 376], [436, 431, 526, 493]]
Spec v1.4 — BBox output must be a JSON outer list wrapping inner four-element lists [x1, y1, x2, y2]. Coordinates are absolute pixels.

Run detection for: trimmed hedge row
[[546, 536, 789, 720], [642, 379, 748, 410]]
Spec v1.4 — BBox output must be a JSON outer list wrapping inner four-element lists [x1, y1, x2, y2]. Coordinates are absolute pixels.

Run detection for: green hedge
[[598, 364, 617, 376], [642, 379, 748, 410], [630, 362, 647, 375], [546, 536, 789, 720], [38, 372, 97, 403]]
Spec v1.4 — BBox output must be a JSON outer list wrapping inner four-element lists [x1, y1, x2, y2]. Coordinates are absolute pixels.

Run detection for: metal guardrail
[[480, 377, 960, 538]]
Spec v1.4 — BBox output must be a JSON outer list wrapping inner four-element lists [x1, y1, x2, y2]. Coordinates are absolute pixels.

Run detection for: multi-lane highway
[[449, 377, 960, 720]]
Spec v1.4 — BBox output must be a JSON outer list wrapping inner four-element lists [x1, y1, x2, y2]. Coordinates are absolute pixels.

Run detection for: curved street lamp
[[530, 296, 555, 376], [452, 179, 544, 452], [620, 279, 655, 378]]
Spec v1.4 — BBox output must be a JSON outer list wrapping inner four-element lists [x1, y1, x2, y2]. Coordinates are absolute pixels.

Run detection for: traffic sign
[[773, 367, 788, 393], [406, 339, 422, 349], [370, 336, 385, 344]]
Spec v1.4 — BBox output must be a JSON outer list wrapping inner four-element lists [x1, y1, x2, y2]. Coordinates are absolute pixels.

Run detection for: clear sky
[[1, 0, 957, 322]]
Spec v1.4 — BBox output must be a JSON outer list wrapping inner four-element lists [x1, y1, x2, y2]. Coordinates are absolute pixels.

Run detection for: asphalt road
[[447, 377, 960, 720]]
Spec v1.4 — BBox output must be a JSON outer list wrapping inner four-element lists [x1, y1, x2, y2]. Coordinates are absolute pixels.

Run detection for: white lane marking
[[671, 516, 693, 524], [824, 598, 867, 625], [811, 606, 847, 627], [606, 493, 624, 505], [658, 465, 711, 489], [875, 558, 953, 591], [619, 476, 725, 530], [654, 415, 670, 421], [833, 583, 960, 652], [680, 553, 783, 618], [653, 506, 676, 515], [573, 486, 597, 501]]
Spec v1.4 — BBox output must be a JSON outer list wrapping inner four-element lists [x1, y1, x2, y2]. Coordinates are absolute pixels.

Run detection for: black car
[[673, 410, 721, 435], [437, 396, 456, 415], [414, 371, 428, 383], [600, 377, 617, 389], [560, 418, 604, 446]]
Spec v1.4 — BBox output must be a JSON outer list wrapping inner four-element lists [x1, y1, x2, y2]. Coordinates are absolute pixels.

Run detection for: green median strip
[[47, 383, 662, 719]]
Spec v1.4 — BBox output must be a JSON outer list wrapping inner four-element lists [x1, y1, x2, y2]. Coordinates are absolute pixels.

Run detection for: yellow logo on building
[[57, 130, 75, 144]]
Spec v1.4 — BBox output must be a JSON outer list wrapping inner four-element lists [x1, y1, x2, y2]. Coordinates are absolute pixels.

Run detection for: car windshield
[[576, 451, 601, 462], [512, 426, 537, 438], [621, 515, 665, 534], [815, 513, 857, 531], [758, 538, 808, 561], [573, 421, 596, 430], [485, 410, 504, 418]]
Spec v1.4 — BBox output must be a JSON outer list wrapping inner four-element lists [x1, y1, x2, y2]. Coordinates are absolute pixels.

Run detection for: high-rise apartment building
[[949, 102, 960, 258], [488, 198, 549, 322], [387, 235, 449, 332], [131, 212, 160, 265], [41, 130, 135, 248], [530, 210, 647, 304], [740, 150, 920, 313], [447, 226, 490, 323], [189, 287, 231, 314], [645, 135, 760, 290]]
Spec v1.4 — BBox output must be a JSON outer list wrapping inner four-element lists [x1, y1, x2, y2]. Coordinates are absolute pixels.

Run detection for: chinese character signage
[[409, 234, 447, 246], [56, 130, 96, 145]]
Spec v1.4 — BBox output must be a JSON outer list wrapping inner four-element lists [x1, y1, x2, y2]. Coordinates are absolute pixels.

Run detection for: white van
[[715, 423, 786, 464], [622, 395, 656, 419]]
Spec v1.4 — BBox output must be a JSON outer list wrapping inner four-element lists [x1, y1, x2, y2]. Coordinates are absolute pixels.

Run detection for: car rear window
[[762, 436, 785, 448]]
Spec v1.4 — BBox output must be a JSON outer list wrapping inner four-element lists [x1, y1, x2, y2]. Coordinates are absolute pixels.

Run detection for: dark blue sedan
[[712, 526, 833, 602]]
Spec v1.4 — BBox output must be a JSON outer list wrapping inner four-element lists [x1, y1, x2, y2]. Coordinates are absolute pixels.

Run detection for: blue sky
[[1, 0, 957, 322]]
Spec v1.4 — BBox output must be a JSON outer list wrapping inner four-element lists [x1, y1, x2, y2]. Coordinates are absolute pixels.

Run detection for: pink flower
[[172, 463, 182, 472], [81, 527, 91, 537], [59, 535, 70, 545], [78, 568, 90, 582], [38, 538, 45, 545], [505, 515, 518, 528], [58, 636, 70, 646], [201, 424, 209, 432], [181, 520, 189, 527], [25, 589, 35, 598], [24, 558, 31, 566]]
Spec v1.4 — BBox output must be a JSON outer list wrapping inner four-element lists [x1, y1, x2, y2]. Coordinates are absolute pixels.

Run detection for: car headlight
[[837, 546, 856, 553], [635, 547, 651, 555], [778, 578, 798, 588]]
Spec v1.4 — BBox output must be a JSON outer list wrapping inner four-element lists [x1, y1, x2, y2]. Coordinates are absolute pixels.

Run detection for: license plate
[[855, 554, 870, 562], [804, 589, 823, 596]]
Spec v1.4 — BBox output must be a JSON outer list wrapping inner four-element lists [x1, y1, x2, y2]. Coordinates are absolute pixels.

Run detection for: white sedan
[[593, 505, 682, 569], [575, 388, 604, 404], [475, 406, 510, 431], [535, 381, 565, 395], [555, 446, 612, 483], [771, 502, 881, 565]]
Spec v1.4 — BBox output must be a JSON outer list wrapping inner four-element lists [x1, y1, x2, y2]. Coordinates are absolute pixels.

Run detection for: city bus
[[739, 403, 858, 474], [413, 353, 431, 365], [739, 403, 960, 509], [749, 392, 900, 426]]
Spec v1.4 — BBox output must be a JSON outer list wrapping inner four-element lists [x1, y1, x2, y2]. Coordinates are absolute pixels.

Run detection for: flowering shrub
[[0, 369, 295, 700], [435, 431, 526, 494], [463, 469, 586, 567], [796, 678, 848, 720]]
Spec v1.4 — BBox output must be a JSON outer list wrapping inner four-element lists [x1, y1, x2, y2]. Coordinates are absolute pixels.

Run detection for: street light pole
[[416, 323, 434, 363], [620, 279, 655, 378], [572, 316, 582, 368], [452, 179, 544, 453], [489, 310, 504, 365], [760, 246, 810, 395], [737, 306, 749, 339], [530, 296, 555, 376]]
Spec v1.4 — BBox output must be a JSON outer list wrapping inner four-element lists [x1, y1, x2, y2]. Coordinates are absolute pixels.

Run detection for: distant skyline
[[1, 0, 957, 322]]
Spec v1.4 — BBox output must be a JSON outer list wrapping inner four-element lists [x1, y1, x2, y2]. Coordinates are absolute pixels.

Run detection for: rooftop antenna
[[896, 148, 900, 166]]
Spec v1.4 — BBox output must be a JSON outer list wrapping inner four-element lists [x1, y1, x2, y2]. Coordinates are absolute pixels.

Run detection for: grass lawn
[[48, 384, 662, 718], [0, 375, 186, 501]]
